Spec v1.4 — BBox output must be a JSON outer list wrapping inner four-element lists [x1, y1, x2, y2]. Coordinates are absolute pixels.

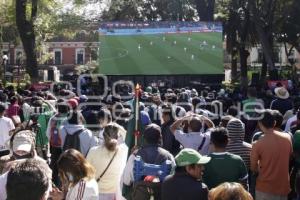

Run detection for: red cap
[[68, 98, 78, 109]]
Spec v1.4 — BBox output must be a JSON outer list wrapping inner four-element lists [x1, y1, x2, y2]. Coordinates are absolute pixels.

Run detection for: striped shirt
[[226, 119, 252, 170], [66, 179, 98, 200]]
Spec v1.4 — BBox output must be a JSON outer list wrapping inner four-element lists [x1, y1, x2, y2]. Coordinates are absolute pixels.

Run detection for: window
[[76, 49, 85, 64], [53, 49, 62, 65]]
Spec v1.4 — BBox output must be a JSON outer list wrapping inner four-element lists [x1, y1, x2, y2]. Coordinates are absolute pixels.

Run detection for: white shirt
[[86, 144, 128, 194], [0, 116, 15, 149], [66, 179, 98, 200], [0, 172, 8, 200], [285, 115, 297, 132], [174, 130, 211, 155]]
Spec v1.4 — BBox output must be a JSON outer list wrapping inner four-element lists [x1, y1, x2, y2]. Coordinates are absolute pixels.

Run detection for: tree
[[15, 0, 39, 82], [194, 0, 215, 21]]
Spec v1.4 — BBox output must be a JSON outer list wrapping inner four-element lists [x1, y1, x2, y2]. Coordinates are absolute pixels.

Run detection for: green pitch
[[97, 32, 223, 75]]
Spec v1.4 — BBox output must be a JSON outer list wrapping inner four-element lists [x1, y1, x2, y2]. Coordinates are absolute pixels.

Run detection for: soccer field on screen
[[97, 32, 223, 75]]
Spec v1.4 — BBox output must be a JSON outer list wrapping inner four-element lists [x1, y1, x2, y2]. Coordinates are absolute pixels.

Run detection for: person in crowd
[[162, 148, 210, 200], [209, 182, 253, 200], [50, 149, 98, 200], [98, 108, 127, 144], [46, 99, 69, 186], [87, 125, 128, 200], [60, 111, 97, 156], [284, 97, 300, 132], [0, 130, 44, 173], [170, 114, 214, 155], [0, 104, 15, 150], [242, 86, 264, 143], [6, 96, 20, 120], [219, 115, 233, 128], [147, 93, 163, 126], [5, 158, 52, 200], [251, 109, 292, 200], [161, 103, 181, 156], [0, 157, 52, 200], [226, 118, 252, 170], [270, 86, 293, 116], [203, 127, 248, 189], [122, 123, 176, 198]]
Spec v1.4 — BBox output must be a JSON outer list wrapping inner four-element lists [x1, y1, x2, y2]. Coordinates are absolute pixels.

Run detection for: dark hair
[[103, 125, 119, 151], [57, 149, 95, 186], [56, 99, 69, 114], [98, 109, 112, 123], [210, 127, 228, 148], [247, 87, 257, 98], [143, 123, 162, 145], [0, 104, 5, 113], [10, 96, 18, 104], [68, 112, 79, 124], [161, 104, 174, 121], [272, 110, 283, 128], [6, 159, 49, 200], [227, 106, 238, 117], [166, 93, 177, 104], [189, 117, 202, 132], [192, 97, 201, 108], [259, 109, 275, 129]]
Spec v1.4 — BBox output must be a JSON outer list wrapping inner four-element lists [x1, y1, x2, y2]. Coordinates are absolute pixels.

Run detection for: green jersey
[[203, 152, 248, 189]]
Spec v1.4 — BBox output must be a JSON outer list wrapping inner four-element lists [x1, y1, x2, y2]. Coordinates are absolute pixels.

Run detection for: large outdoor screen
[[97, 22, 223, 75]]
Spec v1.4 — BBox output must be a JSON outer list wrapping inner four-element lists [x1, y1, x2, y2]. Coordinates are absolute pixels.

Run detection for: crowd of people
[[0, 80, 299, 200]]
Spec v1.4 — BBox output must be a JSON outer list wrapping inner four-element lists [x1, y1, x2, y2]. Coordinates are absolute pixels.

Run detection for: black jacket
[[162, 173, 208, 200]]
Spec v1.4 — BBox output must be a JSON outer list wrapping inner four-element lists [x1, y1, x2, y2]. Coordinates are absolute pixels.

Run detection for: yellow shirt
[[86, 144, 128, 193]]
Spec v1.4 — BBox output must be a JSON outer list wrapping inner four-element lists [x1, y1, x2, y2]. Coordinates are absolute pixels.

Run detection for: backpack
[[49, 117, 62, 148], [132, 152, 172, 200], [62, 128, 84, 152]]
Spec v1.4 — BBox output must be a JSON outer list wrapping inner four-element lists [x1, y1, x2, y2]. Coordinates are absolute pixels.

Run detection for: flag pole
[[134, 84, 141, 146]]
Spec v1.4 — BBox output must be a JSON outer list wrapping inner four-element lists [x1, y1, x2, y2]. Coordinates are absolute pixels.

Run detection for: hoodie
[[60, 124, 98, 156], [226, 118, 252, 170]]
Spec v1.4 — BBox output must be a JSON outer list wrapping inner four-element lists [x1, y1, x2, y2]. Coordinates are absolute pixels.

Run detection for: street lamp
[[2, 54, 8, 86]]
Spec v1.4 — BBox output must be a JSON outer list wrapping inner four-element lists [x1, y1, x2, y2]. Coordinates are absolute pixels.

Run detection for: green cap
[[175, 148, 211, 167]]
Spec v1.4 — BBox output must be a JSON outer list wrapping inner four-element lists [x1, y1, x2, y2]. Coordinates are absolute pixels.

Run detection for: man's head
[[258, 109, 275, 131], [143, 123, 162, 145], [188, 116, 202, 132], [175, 148, 210, 179], [210, 127, 229, 151], [6, 159, 51, 200]]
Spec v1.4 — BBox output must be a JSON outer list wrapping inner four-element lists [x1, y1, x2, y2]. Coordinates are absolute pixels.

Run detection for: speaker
[[48, 69, 54, 81], [269, 70, 279, 80]]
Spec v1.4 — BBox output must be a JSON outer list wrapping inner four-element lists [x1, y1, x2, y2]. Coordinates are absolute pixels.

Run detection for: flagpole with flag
[[134, 83, 141, 146]]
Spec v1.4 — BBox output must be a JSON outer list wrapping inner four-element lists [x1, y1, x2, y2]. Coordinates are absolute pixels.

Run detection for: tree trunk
[[240, 48, 249, 91], [195, 0, 215, 21], [260, 55, 267, 87], [231, 49, 238, 83], [16, 0, 38, 82]]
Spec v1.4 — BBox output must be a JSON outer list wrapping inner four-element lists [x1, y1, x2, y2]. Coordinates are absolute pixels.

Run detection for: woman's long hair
[[209, 182, 253, 200], [57, 149, 95, 186], [103, 125, 119, 151]]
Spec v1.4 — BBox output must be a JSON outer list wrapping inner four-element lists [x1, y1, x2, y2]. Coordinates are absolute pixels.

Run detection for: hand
[[49, 187, 64, 200]]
